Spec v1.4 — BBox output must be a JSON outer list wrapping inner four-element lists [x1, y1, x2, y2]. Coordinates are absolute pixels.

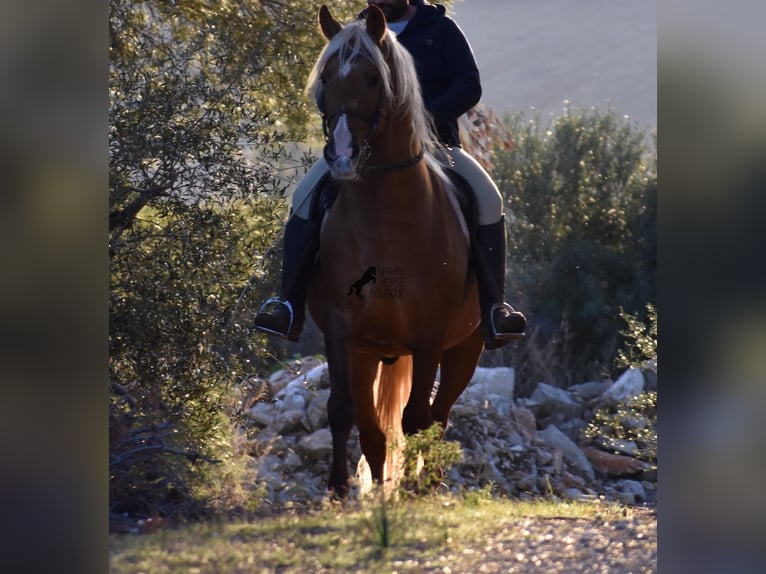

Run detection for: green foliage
[[486, 107, 656, 391], [109, 0, 354, 517], [585, 391, 658, 465], [615, 303, 657, 372], [366, 488, 392, 551], [461, 482, 497, 507], [401, 424, 463, 493], [109, 198, 281, 518], [584, 306, 658, 465]]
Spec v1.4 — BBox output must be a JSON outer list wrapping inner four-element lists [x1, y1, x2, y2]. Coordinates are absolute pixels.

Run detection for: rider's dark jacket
[[360, 1, 482, 147]]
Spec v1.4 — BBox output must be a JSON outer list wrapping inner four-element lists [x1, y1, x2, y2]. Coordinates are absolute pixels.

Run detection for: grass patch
[[110, 494, 643, 573]]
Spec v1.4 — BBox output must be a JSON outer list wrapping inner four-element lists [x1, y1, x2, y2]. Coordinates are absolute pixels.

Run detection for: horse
[[305, 4, 485, 497]]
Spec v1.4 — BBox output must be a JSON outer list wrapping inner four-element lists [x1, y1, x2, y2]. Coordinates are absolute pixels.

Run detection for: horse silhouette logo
[[347, 266, 376, 300]]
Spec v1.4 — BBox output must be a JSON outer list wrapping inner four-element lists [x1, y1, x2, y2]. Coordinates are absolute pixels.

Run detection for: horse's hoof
[[328, 483, 349, 500]]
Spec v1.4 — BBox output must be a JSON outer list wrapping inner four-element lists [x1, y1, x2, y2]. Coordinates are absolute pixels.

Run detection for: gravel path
[[382, 508, 657, 573], [450, 509, 657, 573]]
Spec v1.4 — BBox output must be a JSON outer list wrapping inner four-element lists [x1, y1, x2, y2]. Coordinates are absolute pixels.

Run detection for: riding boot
[[254, 214, 318, 341], [474, 215, 527, 348]]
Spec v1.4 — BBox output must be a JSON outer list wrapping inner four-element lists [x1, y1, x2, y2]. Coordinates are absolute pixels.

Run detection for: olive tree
[[109, 0, 358, 518]]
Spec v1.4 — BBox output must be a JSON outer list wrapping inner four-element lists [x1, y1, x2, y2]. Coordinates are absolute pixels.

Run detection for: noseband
[[321, 105, 381, 166]]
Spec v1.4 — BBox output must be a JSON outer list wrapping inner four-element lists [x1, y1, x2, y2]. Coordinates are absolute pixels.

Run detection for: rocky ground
[[230, 359, 658, 572], [238, 357, 657, 511]]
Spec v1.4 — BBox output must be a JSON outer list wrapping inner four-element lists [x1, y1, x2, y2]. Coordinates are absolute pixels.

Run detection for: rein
[[364, 149, 424, 173]]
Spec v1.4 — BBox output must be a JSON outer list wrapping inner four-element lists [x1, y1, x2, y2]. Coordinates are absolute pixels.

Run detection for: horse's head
[[311, 5, 392, 180]]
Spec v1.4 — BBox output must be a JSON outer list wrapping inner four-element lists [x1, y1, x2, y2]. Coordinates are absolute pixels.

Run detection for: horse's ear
[[365, 4, 387, 45], [319, 5, 342, 40]]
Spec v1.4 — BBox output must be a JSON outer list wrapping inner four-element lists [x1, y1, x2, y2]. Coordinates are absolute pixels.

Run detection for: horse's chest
[[315, 197, 470, 333]]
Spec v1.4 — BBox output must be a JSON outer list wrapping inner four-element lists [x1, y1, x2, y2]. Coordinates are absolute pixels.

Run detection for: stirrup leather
[[254, 297, 294, 338]]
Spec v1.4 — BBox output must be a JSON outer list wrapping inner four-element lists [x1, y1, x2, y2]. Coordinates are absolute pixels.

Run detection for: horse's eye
[[368, 75, 380, 88]]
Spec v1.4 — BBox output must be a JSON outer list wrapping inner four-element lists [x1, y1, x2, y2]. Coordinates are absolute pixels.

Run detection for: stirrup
[[253, 297, 294, 338], [489, 302, 526, 341]]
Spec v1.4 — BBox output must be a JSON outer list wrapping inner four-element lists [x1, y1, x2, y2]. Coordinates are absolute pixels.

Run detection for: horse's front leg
[[401, 346, 441, 435], [351, 353, 387, 483], [431, 327, 485, 429], [325, 330, 355, 498]]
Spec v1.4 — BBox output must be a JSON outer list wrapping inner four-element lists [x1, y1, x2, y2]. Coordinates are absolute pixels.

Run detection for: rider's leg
[[445, 146, 526, 344], [253, 158, 329, 341]]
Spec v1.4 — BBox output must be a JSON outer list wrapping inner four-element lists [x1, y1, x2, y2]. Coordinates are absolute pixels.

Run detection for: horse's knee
[[327, 392, 355, 433], [430, 406, 450, 432], [402, 404, 432, 435]]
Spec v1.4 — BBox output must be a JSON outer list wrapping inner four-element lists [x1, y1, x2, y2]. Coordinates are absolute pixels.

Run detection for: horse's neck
[[369, 116, 421, 169], [337, 115, 448, 221], [339, 161, 443, 230]]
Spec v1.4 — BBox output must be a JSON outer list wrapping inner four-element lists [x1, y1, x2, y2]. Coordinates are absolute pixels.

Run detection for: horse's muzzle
[[324, 142, 360, 180]]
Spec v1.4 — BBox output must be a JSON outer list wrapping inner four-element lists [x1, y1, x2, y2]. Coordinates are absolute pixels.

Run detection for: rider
[[254, 0, 526, 347]]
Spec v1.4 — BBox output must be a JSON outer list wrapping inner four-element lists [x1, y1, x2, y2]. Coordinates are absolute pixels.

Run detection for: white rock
[[617, 479, 646, 504], [275, 379, 311, 411], [282, 449, 303, 470], [602, 367, 644, 406], [569, 381, 611, 401], [461, 367, 515, 413], [256, 455, 287, 489], [298, 428, 333, 460], [247, 401, 275, 427], [562, 488, 587, 501], [306, 388, 330, 431], [304, 363, 331, 389], [539, 425, 595, 481], [272, 409, 309, 435], [530, 383, 583, 419]]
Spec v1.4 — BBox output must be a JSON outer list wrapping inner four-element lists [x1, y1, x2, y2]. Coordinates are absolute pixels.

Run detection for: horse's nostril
[[334, 156, 355, 177]]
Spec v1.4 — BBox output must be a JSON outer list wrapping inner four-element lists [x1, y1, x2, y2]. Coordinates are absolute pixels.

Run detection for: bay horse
[[306, 5, 485, 497]]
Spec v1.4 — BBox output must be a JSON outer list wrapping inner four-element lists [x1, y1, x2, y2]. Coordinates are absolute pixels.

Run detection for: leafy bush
[[108, 0, 324, 518], [109, 198, 284, 518], [585, 305, 658, 466], [616, 303, 658, 373], [585, 391, 657, 465], [401, 424, 463, 493], [483, 107, 656, 392]]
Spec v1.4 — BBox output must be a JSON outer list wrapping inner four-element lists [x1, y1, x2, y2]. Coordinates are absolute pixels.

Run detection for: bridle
[[321, 98, 383, 167], [319, 65, 424, 175]]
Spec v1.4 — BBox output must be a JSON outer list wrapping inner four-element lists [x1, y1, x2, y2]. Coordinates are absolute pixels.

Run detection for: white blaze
[[333, 114, 353, 159]]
